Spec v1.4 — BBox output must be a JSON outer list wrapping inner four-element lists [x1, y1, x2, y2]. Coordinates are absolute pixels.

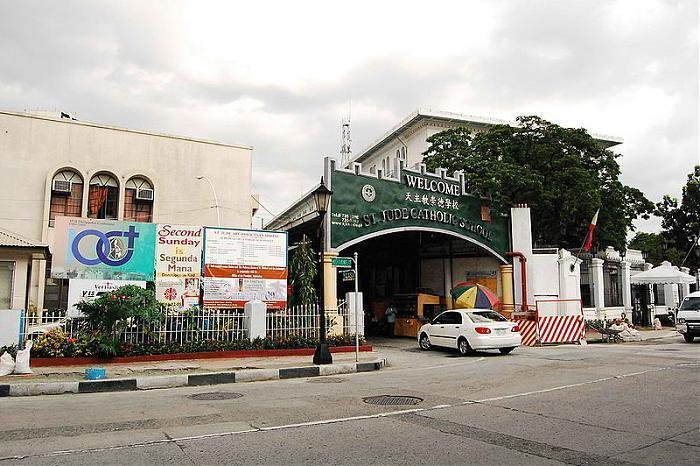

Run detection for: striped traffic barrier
[[537, 314, 585, 344], [515, 319, 539, 346]]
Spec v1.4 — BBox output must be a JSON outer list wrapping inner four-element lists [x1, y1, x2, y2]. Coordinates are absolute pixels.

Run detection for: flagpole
[[571, 233, 589, 272], [571, 209, 599, 272]]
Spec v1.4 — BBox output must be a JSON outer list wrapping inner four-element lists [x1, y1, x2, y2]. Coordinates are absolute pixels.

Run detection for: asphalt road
[[0, 335, 698, 465]]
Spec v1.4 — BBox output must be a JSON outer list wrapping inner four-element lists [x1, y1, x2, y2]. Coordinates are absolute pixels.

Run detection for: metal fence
[[21, 309, 248, 345], [20, 302, 354, 345]]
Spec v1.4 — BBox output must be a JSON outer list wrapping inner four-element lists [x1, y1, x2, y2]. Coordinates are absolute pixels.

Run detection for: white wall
[[0, 250, 30, 310], [530, 253, 560, 300]]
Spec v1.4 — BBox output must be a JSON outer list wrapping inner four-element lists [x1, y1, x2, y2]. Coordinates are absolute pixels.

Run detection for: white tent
[[630, 261, 696, 285]]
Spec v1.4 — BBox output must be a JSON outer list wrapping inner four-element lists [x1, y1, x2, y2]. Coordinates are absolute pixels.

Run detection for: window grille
[[124, 177, 154, 222], [579, 258, 593, 307], [603, 261, 623, 307], [49, 170, 83, 226]]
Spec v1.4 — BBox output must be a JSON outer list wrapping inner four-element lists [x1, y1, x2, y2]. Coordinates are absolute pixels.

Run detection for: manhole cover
[[307, 377, 347, 383], [187, 392, 244, 401], [362, 395, 423, 406]]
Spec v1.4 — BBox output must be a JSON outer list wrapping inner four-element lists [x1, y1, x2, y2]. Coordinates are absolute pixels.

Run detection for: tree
[[628, 232, 682, 266], [288, 235, 318, 305], [423, 116, 654, 251], [655, 165, 700, 271]]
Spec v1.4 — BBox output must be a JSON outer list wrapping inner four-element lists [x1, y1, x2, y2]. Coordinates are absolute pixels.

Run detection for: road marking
[[1, 362, 696, 462]]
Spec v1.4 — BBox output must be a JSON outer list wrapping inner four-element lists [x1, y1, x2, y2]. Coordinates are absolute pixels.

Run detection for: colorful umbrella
[[450, 282, 500, 309]]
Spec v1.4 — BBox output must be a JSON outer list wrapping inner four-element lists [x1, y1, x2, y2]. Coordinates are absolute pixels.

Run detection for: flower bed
[[29, 345, 374, 367], [1, 331, 365, 360]]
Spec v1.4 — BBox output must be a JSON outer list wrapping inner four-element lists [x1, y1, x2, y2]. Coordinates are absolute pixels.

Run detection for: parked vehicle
[[676, 291, 700, 343], [418, 309, 521, 356]]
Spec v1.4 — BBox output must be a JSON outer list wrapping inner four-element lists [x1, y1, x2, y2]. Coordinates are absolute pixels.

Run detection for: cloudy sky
[[1, 0, 697, 233]]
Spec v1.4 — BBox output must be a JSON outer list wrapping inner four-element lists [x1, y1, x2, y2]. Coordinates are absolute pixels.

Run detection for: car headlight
[[677, 318, 685, 324]]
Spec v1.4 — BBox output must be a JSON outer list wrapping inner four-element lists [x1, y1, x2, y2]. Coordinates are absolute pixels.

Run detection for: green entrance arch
[[335, 226, 507, 263], [328, 159, 510, 262]]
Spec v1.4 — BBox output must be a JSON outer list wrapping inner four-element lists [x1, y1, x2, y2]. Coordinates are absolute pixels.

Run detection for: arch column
[[499, 264, 514, 318], [323, 250, 342, 336]]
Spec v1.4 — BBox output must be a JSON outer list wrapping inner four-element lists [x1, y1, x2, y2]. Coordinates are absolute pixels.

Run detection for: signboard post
[[353, 252, 359, 362], [335, 253, 360, 361]]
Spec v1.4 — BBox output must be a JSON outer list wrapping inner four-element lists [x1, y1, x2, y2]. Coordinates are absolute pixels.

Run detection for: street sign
[[340, 270, 355, 282], [332, 257, 353, 268]]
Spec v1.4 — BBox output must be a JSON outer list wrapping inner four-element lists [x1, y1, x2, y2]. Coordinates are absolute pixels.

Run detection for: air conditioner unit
[[136, 188, 154, 201], [52, 179, 71, 193]]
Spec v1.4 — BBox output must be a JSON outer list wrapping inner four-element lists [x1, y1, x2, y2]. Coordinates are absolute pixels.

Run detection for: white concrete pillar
[[345, 292, 364, 336], [510, 206, 534, 307], [557, 250, 581, 301], [557, 250, 581, 316], [244, 300, 267, 340], [590, 258, 605, 313], [620, 261, 632, 313], [680, 267, 691, 298]]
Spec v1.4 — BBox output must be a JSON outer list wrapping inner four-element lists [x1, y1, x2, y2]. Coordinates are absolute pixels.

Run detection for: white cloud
[[0, 0, 697, 234]]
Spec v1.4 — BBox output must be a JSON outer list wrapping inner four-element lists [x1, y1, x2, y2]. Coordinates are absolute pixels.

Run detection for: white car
[[418, 309, 521, 355], [676, 291, 700, 343]]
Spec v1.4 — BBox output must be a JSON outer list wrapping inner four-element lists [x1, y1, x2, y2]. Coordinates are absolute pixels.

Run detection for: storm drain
[[656, 348, 681, 352], [187, 392, 244, 401], [362, 395, 423, 406], [307, 377, 348, 384]]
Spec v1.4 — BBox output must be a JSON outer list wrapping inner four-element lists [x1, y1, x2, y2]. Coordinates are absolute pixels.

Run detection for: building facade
[[0, 110, 254, 311], [269, 110, 653, 335], [348, 109, 622, 176]]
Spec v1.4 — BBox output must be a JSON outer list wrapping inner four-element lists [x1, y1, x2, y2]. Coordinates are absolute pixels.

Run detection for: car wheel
[[457, 337, 473, 356], [499, 347, 516, 355], [683, 334, 694, 343], [419, 333, 432, 350]]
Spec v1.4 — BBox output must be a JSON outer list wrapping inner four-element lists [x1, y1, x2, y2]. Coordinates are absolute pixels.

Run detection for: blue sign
[[52, 217, 156, 281]]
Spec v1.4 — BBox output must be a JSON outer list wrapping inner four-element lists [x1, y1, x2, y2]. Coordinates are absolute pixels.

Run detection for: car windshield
[[680, 297, 700, 311], [468, 311, 507, 322]]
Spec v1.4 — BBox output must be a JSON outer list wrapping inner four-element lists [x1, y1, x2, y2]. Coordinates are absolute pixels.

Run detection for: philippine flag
[[583, 209, 600, 252]]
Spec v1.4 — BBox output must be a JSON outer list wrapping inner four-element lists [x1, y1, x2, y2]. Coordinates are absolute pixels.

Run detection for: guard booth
[[267, 157, 518, 337]]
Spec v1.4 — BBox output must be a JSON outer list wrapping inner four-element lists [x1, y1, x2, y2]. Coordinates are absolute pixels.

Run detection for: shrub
[[30, 333, 366, 358]]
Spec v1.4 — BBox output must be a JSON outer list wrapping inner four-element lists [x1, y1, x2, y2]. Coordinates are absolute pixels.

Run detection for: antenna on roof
[[340, 101, 352, 167]]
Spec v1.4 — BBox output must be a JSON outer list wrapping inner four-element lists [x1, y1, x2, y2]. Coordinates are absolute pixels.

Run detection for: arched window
[[49, 169, 83, 226], [124, 177, 154, 222], [88, 173, 119, 219]]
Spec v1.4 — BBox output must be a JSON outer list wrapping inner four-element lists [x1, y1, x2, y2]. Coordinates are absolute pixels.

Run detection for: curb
[[0, 358, 387, 398]]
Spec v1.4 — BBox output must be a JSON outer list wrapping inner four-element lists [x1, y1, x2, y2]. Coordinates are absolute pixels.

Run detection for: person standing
[[385, 302, 397, 337]]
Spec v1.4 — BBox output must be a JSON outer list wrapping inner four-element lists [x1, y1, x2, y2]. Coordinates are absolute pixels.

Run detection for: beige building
[[0, 110, 254, 311], [349, 109, 622, 176]]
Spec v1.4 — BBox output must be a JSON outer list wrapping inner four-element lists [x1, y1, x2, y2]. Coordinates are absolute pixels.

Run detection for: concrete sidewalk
[[586, 327, 681, 343], [0, 351, 387, 397]]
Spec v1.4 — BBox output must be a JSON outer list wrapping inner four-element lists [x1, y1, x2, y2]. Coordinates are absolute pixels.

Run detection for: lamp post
[[312, 177, 333, 365], [196, 175, 221, 227]]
